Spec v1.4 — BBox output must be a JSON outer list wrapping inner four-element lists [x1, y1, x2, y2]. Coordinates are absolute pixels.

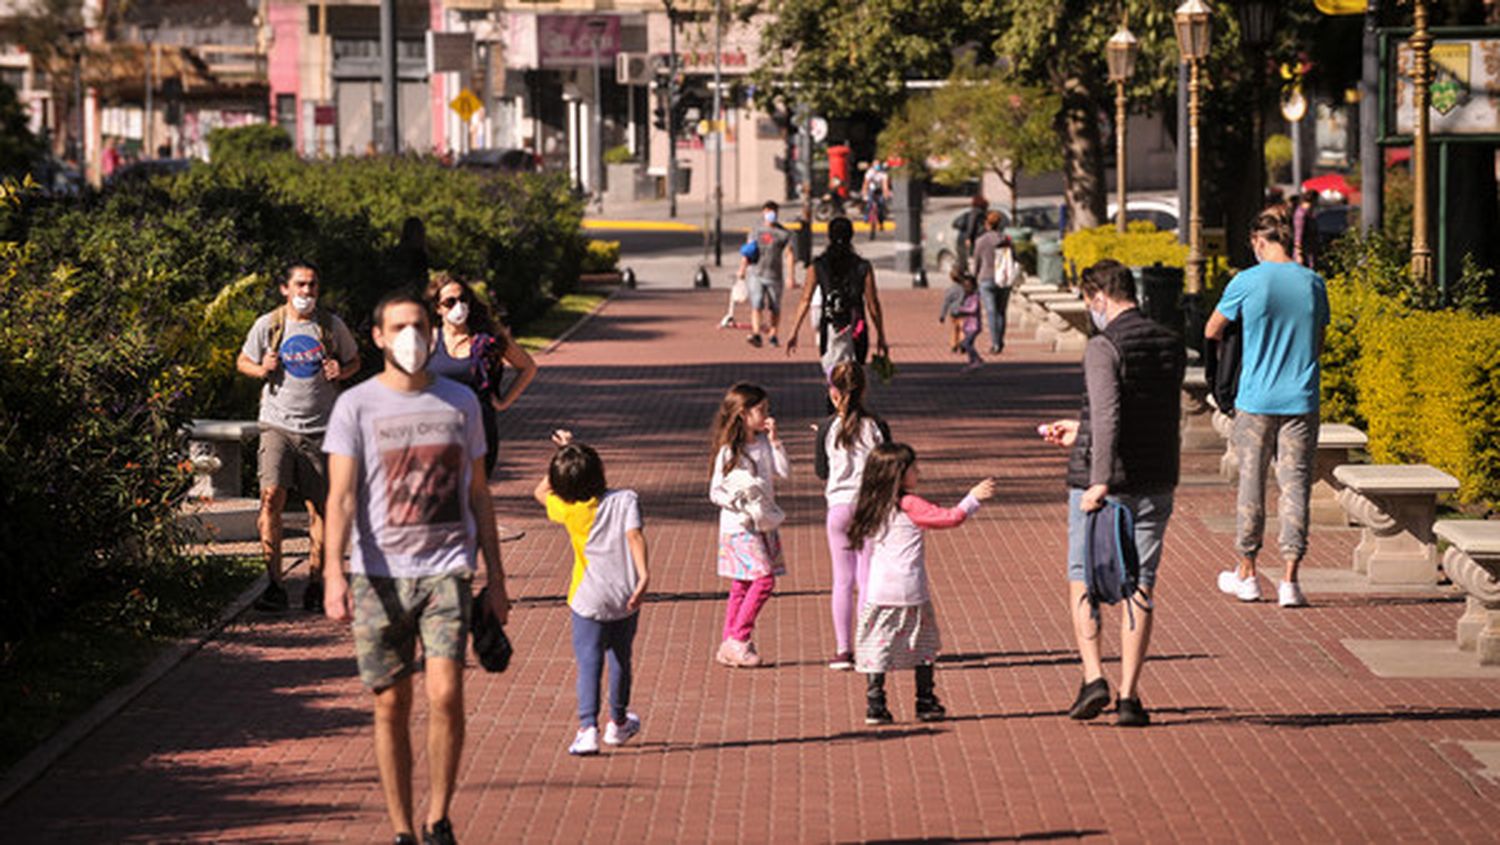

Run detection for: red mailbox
[[827, 144, 851, 198]]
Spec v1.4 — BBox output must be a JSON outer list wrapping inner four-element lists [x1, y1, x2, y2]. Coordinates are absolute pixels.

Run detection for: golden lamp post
[[1174, 0, 1212, 295], [1408, 0, 1433, 286], [1107, 21, 1140, 235]]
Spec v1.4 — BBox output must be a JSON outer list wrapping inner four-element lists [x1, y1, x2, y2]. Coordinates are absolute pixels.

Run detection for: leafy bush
[[582, 240, 621, 274], [603, 145, 635, 165], [207, 123, 292, 162], [1061, 222, 1188, 277], [1264, 133, 1292, 184]]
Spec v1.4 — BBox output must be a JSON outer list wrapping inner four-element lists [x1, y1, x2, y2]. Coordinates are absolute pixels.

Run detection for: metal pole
[[144, 38, 154, 159], [1115, 80, 1128, 233], [1185, 57, 1204, 295], [592, 29, 603, 209], [1409, 0, 1433, 286], [1175, 61, 1189, 245], [379, 0, 399, 154], [1359, 0, 1383, 233], [1291, 110, 1303, 190], [712, 0, 723, 267], [666, 3, 678, 219], [72, 51, 83, 165]]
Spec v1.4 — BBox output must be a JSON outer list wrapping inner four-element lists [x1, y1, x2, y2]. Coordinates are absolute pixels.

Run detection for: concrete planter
[[605, 163, 654, 203]]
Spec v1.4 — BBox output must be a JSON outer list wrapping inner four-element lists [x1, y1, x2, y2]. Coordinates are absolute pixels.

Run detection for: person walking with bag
[[784, 217, 889, 376], [970, 212, 1020, 354], [1041, 260, 1185, 728]]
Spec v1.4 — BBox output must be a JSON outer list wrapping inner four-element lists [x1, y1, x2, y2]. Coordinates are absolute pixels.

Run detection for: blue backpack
[[1083, 500, 1151, 628], [740, 239, 761, 264]]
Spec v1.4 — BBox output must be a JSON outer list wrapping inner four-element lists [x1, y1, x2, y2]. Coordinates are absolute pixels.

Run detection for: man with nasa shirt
[[323, 290, 510, 845], [237, 261, 360, 613]]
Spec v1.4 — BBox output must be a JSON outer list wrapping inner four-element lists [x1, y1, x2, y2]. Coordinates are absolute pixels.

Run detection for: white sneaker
[[603, 713, 641, 746], [1278, 581, 1308, 608], [568, 726, 599, 756], [1217, 570, 1261, 602]]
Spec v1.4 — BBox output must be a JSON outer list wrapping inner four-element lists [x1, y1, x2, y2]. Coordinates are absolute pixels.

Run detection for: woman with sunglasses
[[425, 273, 539, 478]]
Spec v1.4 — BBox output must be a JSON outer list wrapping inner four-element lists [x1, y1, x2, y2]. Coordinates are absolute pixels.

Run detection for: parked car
[[457, 147, 542, 174], [1106, 197, 1180, 234], [922, 203, 1061, 273]]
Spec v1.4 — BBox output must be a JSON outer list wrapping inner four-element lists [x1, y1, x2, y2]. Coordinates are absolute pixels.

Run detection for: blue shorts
[[1066, 488, 1174, 590]]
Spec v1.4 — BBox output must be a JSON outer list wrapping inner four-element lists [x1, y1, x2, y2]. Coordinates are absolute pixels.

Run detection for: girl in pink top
[[847, 443, 996, 725]]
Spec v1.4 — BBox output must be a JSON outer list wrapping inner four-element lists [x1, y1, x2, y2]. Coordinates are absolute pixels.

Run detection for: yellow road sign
[[450, 89, 482, 123]]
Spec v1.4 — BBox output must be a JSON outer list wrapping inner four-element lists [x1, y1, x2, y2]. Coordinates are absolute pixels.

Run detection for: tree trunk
[[1058, 77, 1106, 232]]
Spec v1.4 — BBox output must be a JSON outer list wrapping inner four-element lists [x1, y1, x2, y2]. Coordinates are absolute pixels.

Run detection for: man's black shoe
[[1115, 696, 1150, 728], [395, 835, 418, 845], [864, 703, 894, 725], [253, 581, 288, 613], [1067, 677, 1110, 721], [423, 818, 458, 845], [302, 577, 324, 614]]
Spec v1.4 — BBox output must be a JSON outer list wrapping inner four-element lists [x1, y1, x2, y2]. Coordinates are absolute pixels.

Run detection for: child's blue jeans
[[571, 610, 638, 727]]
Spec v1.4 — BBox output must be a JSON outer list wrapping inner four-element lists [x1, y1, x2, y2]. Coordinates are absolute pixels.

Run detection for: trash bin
[[1003, 226, 1033, 245], [1137, 263, 1185, 338], [674, 165, 691, 195], [1036, 238, 1063, 286]]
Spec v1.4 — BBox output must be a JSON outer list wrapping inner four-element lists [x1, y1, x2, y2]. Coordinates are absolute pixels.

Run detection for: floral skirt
[[854, 601, 941, 673], [717, 530, 786, 580]]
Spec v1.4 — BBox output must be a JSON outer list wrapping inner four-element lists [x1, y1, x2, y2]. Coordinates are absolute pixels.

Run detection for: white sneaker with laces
[[1278, 580, 1308, 608], [603, 713, 641, 746], [568, 726, 600, 756], [1217, 570, 1261, 602]]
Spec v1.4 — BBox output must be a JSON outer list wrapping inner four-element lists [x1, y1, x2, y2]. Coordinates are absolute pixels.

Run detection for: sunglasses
[[438, 294, 468, 309]]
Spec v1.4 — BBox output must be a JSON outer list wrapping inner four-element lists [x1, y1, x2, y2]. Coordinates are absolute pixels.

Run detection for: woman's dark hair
[[1079, 259, 1136, 303], [847, 442, 917, 549], [550, 442, 607, 503], [711, 382, 769, 475], [828, 361, 872, 450], [818, 217, 862, 290], [424, 272, 504, 344]]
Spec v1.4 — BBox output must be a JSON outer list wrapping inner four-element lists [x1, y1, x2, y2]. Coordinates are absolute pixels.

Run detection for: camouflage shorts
[[351, 573, 472, 691]]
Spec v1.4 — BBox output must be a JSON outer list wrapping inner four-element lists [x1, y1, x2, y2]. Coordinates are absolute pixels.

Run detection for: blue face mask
[[763, 211, 777, 225]]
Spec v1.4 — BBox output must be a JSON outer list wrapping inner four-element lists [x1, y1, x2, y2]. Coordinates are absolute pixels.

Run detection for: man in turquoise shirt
[[1205, 211, 1330, 609]]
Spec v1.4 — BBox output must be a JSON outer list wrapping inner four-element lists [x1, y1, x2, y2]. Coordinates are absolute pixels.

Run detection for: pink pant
[[827, 503, 872, 654], [723, 576, 775, 642]]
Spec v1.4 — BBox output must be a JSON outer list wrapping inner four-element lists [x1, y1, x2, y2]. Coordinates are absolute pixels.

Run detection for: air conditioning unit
[[616, 52, 651, 85]]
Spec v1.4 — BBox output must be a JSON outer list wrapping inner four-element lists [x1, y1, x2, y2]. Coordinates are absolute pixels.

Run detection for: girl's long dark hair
[[847, 442, 917, 549], [425, 272, 503, 342], [711, 382, 769, 476], [817, 217, 861, 286], [828, 360, 871, 450]]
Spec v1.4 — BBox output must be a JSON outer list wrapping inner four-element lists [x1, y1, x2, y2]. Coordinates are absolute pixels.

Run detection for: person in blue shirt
[[1205, 211, 1330, 609]]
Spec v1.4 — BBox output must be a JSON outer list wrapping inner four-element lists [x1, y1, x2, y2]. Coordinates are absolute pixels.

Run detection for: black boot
[[865, 673, 893, 725], [914, 664, 946, 721]]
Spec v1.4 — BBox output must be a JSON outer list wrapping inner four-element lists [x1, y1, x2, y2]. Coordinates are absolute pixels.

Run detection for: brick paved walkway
[[4, 286, 1499, 843]]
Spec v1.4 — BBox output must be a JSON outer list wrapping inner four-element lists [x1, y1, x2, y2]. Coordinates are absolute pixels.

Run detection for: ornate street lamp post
[[1408, 0, 1433, 287], [1107, 21, 1139, 234], [1175, 0, 1213, 295], [141, 23, 157, 161]]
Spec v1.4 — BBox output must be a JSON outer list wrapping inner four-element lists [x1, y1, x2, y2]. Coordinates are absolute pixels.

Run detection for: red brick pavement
[[4, 286, 1499, 843]]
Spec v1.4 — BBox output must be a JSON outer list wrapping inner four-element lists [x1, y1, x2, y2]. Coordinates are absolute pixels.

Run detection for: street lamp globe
[[1174, 0, 1214, 62], [1234, 0, 1277, 51], [1106, 25, 1139, 83]]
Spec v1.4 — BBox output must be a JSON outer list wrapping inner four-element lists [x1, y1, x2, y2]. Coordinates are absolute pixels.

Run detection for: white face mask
[[389, 325, 430, 375], [1089, 298, 1109, 331], [444, 301, 469, 326], [763, 211, 777, 225], [291, 295, 316, 315]]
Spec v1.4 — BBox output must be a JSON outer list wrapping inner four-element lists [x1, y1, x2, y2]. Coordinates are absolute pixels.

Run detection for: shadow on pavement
[[639, 725, 943, 754], [1159, 705, 1500, 729], [853, 832, 1109, 844]]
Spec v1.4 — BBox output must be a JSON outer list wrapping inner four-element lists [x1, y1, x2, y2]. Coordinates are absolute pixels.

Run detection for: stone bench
[[1334, 464, 1460, 584], [185, 419, 260, 500], [1040, 300, 1090, 352], [1311, 424, 1369, 526], [1178, 366, 1222, 451], [1020, 290, 1079, 332], [1435, 520, 1500, 665]]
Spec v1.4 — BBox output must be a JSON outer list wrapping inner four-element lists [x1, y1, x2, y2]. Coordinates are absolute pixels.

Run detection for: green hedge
[[1322, 273, 1500, 503], [1061, 222, 1188, 276]]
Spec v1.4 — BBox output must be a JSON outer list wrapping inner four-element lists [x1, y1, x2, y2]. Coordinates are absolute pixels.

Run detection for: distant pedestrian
[[785, 217, 889, 376], [425, 273, 538, 479], [322, 289, 511, 845], [236, 260, 361, 614], [1206, 211, 1329, 609], [1292, 190, 1320, 269], [814, 362, 891, 670], [862, 161, 891, 241], [970, 211, 1020, 354], [394, 217, 430, 288], [950, 270, 983, 373], [847, 443, 997, 724], [1041, 259, 1185, 728], [533, 429, 650, 757], [738, 200, 796, 348], [954, 195, 989, 268], [708, 382, 789, 668]]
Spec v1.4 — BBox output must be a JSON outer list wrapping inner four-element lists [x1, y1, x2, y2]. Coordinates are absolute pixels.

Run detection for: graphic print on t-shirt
[[375, 412, 467, 554], [279, 334, 326, 379]]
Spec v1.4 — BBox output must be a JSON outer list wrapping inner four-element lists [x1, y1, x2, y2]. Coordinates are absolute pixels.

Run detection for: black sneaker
[[302, 577, 324, 614], [1115, 696, 1150, 727], [1067, 677, 1110, 721], [423, 818, 457, 845], [746, 334, 763, 348], [253, 581, 288, 612], [915, 697, 947, 722], [395, 835, 418, 845], [864, 703, 894, 726]]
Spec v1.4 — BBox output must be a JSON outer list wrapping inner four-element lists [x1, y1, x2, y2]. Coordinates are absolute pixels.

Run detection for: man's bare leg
[[424, 658, 465, 829], [258, 487, 288, 581], [1117, 590, 1155, 699], [1069, 582, 1105, 683], [373, 677, 416, 838], [304, 498, 325, 577]]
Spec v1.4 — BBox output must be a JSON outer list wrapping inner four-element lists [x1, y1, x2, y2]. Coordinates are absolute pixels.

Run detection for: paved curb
[[0, 566, 291, 808], [542, 285, 624, 355]]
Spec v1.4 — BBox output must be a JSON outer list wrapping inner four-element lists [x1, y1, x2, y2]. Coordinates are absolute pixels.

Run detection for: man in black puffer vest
[[1042, 260, 1185, 727]]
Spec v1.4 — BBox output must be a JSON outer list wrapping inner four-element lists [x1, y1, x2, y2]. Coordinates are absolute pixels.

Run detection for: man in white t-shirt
[[323, 290, 510, 845]]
